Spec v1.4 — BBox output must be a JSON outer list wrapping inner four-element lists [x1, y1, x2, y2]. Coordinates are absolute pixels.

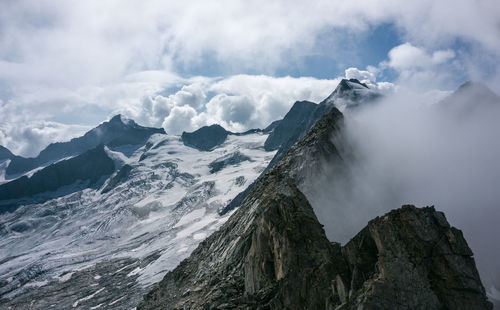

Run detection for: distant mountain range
[[4, 114, 165, 177]]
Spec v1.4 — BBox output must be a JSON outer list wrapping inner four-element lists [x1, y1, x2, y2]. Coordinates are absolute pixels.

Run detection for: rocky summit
[[138, 107, 491, 309]]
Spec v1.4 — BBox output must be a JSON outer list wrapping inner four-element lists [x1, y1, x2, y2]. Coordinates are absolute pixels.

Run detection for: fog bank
[[305, 86, 500, 299]]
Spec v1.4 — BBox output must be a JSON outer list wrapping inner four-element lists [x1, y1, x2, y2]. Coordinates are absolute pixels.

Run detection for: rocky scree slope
[[138, 106, 491, 309]]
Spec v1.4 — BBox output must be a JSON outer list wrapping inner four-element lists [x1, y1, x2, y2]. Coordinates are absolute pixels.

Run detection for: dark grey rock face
[[0, 146, 16, 161], [181, 124, 229, 151], [223, 80, 380, 217], [0, 145, 115, 209], [338, 205, 492, 310], [6, 115, 164, 176], [137, 106, 491, 310], [262, 120, 281, 133], [101, 164, 133, 194], [209, 152, 252, 173], [264, 100, 317, 152]]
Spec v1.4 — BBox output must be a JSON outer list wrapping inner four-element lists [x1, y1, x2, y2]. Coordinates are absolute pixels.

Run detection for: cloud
[[161, 105, 197, 135], [0, 120, 89, 157], [203, 94, 256, 131], [305, 86, 500, 293], [386, 43, 455, 70], [1, 1, 499, 153], [122, 74, 342, 135], [377, 43, 461, 90], [345, 67, 376, 83], [344, 67, 396, 94]]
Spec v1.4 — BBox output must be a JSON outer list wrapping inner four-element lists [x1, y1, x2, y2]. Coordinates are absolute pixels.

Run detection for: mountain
[[0, 146, 16, 162], [181, 124, 229, 151], [221, 79, 381, 216], [138, 106, 491, 309], [264, 100, 317, 151], [266, 78, 380, 168], [0, 145, 115, 212], [321, 78, 382, 111], [0, 80, 495, 309], [438, 81, 500, 116], [5, 115, 165, 176], [0, 129, 276, 309]]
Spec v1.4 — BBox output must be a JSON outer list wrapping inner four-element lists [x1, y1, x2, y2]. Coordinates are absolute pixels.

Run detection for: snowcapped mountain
[[0, 125, 275, 309], [0, 81, 364, 308], [3, 114, 165, 178], [322, 78, 381, 111]]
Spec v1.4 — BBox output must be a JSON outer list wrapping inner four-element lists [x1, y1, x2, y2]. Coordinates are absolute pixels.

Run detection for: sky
[[0, 0, 499, 157]]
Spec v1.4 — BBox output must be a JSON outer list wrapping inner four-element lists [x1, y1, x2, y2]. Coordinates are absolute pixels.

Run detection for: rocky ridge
[[138, 106, 491, 309]]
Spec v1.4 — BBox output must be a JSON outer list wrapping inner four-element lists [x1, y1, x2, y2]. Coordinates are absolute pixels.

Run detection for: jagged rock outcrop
[[264, 100, 317, 152], [0, 146, 16, 161], [337, 205, 491, 309], [209, 152, 252, 174], [6, 114, 165, 176], [181, 124, 229, 151], [101, 164, 133, 194], [138, 105, 491, 309]]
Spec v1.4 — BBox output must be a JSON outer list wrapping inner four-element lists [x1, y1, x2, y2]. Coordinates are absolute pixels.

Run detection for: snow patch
[[56, 272, 74, 283], [174, 207, 206, 228], [72, 287, 105, 308], [127, 267, 142, 277], [24, 280, 49, 288], [193, 233, 207, 240]]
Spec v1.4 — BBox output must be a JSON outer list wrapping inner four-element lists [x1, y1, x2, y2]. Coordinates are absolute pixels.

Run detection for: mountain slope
[[138, 107, 491, 309], [264, 100, 317, 151], [221, 79, 379, 215], [0, 145, 115, 209], [0, 131, 275, 310], [138, 107, 345, 309], [5, 115, 165, 176]]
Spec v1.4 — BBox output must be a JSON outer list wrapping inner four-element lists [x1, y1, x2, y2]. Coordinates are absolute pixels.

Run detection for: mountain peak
[[439, 80, 500, 115], [181, 124, 229, 151], [338, 78, 369, 90], [5, 115, 165, 176], [108, 114, 136, 126], [0, 145, 15, 160], [320, 78, 381, 111], [455, 81, 497, 97]]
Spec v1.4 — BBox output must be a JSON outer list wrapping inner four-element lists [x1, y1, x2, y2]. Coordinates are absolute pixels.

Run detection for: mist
[[304, 85, 500, 300]]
